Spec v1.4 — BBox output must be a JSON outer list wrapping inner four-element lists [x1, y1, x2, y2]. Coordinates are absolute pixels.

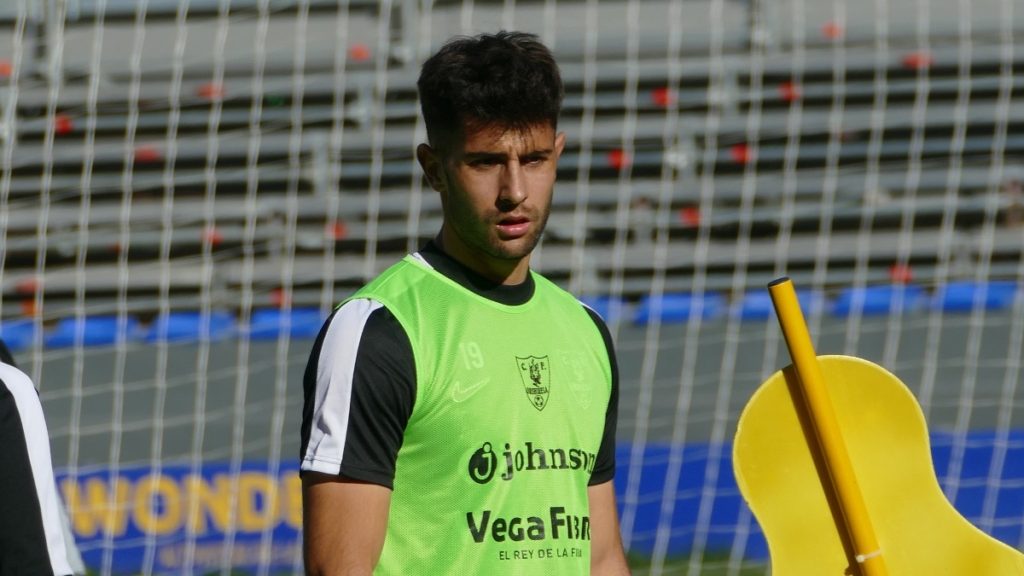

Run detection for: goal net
[[1, 0, 1022, 574]]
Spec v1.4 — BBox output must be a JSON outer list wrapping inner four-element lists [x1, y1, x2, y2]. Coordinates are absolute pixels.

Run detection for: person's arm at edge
[[302, 473, 390, 576], [589, 479, 632, 575], [299, 301, 415, 576]]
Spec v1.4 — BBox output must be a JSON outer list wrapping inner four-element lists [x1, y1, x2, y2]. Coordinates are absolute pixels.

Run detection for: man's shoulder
[[530, 272, 600, 317], [350, 254, 435, 300], [0, 361, 36, 398], [325, 298, 407, 346], [529, 270, 575, 300]]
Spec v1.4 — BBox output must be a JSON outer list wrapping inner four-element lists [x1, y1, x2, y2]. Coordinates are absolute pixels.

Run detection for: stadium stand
[[3, 28, 1023, 321]]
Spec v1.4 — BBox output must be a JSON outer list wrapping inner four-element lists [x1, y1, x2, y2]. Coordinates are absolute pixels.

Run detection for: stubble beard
[[448, 201, 552, 265], [491, 208, 549, 261]]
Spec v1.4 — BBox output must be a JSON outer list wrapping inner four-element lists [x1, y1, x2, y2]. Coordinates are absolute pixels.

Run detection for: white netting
[[1, 0, 1023, 574]]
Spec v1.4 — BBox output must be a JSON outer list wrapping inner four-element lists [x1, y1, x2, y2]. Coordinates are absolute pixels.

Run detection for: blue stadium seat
[[247, 307, 324, 341], [45, 315, 141, 348], [734, 289, 826, 321], [143, 310, 236, 343], [931, 281, 1019, 312], [632, 292, 725, 325], [830, 284, 927, 317], [579, 295, 628, 324], [0, 319, 39, 352]]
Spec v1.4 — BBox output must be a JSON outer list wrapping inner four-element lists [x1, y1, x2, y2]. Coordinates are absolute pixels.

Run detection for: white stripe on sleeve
[[1, 363, 74, 576], [300, 298, 383, 475]]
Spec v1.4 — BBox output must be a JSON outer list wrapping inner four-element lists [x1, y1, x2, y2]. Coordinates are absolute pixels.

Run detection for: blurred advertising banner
[[56, 463, 302, 575]]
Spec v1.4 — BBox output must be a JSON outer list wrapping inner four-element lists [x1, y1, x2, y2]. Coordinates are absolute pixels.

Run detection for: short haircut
[[417, 31, 564, 152]]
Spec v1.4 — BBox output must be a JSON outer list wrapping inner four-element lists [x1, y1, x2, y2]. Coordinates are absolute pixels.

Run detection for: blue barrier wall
[[616, 431, 1024, 560]]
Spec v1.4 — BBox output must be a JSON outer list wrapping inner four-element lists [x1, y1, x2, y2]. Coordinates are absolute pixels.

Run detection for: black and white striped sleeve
[[299, 299, 417, 489], [582, 305, 620, 486], [0, 362, 74, 576]]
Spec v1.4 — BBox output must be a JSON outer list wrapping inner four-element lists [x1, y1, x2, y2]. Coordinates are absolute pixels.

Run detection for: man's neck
[[434, 233, 531, 286], [418, 241, 535, 306]]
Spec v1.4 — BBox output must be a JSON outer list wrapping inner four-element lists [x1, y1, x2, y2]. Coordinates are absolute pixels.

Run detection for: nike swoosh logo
[[451, 377, 491, 403]]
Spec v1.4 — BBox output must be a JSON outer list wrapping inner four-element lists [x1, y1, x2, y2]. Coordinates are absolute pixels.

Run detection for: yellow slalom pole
[[767, 277, 889, 576]]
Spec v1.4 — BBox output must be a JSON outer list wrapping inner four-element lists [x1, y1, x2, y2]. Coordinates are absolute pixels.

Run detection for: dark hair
[[417, 31, 564, 151]]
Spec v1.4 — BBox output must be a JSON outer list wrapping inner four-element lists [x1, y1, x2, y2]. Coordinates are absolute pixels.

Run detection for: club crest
[[516, 356, 551, 411]]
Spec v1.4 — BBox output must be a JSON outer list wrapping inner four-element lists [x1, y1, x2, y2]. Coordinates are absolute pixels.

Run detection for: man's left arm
[[588, 480, 631, 575], [580, 304, 631, 574]]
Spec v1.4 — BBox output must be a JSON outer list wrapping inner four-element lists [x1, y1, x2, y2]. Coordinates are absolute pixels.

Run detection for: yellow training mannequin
[[733, 279, 1024, 575]]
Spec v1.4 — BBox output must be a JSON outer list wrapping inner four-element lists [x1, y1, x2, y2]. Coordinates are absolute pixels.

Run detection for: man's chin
[[489, 236, 541, 261]]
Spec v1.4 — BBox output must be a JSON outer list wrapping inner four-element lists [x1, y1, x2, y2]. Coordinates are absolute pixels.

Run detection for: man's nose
[[497, 162, 526, 209]]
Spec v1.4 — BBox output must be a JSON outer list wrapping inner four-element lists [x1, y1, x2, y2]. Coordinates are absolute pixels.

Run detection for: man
[[300, 31, 631, 575], [0, 340, 81, 576]]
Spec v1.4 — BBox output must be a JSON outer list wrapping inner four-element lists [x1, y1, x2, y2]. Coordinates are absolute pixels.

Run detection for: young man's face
[[418, 121, 566, 284]]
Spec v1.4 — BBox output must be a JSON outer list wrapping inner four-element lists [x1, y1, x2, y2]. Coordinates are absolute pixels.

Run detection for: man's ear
[[416, 143, 445, 192], [554, 131, 567, 159]]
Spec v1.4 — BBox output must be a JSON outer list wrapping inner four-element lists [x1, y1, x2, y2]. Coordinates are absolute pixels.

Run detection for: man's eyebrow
[[463, 148, 554, 159], [463, 151, 507, 160], [522, 148, 554, 157]]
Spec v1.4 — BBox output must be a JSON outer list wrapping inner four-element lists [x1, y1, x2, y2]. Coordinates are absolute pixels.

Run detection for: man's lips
[[496, 216, 531, 238]]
